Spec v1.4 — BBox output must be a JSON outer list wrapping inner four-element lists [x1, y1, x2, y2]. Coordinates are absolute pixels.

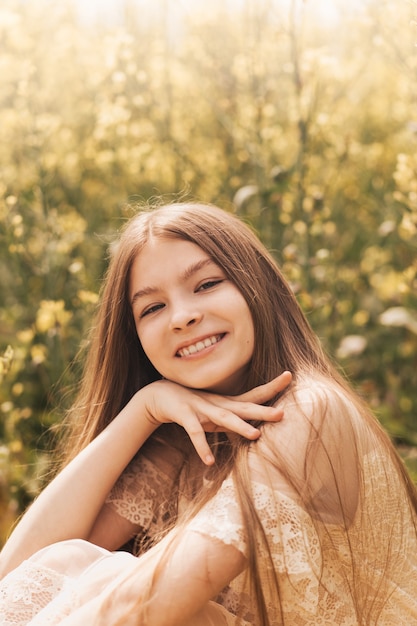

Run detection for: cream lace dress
[[1, 385, 417, 625]]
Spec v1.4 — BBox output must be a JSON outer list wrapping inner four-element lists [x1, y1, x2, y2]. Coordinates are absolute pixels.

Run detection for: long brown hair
[[61, 203, 417, 625], [62, 202, 335, 458]]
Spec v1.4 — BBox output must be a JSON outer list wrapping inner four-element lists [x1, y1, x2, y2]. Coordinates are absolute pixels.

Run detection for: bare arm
[[0, 390, 158, 578], [56, 527, 245, 626], [126, 530, 246, 626]]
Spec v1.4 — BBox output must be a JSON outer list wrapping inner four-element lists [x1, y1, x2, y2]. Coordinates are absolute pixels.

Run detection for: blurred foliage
[[1, 0, 417, 544]]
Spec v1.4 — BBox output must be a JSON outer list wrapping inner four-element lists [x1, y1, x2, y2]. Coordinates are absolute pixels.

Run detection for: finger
[[180, 414, 216, 465], [236, 371, 292, 404], [212, 413, 262, 440], [192, 400, 263, 439], [203, 397, 284, 425]]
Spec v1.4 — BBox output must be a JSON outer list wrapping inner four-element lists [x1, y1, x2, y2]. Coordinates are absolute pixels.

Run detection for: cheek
[[245, 328, 255, 358], [245, 318, 256, 359], [240, 303, 255, 343], [136, 325, 157, 363]]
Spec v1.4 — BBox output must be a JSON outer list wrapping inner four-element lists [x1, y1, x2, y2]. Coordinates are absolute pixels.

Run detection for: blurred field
[[1, 0, 417, 545]]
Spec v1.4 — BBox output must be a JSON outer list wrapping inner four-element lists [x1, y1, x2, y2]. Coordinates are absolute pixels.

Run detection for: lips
[[176, 334, 224, 357]]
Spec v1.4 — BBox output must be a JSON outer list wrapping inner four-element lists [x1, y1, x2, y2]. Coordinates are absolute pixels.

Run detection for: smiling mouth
[[176, 334, 224, 357]]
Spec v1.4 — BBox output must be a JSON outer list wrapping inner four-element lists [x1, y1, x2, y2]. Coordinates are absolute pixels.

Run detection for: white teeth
[[178, 335, 221, 357]]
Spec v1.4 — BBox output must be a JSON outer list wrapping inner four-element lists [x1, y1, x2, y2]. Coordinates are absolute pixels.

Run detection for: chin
[[173, 367, 247, 395], [201, 380, 241, 395], [184, 379, 231, 394]]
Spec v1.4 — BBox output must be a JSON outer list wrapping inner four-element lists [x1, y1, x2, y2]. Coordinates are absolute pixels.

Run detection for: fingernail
[[205, 454, 215, 465]]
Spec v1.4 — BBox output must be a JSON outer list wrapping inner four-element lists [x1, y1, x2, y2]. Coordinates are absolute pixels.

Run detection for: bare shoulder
[[258, 375, 361, 468], [254, 376, 362, 516], [275, 375, 361, 431]]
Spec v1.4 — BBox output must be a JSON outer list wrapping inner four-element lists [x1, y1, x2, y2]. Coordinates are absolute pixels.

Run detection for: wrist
[[132, 385, 163, 430]]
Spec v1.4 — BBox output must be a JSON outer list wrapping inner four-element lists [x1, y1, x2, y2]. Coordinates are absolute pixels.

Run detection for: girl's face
[[129, 237, 255, 394]]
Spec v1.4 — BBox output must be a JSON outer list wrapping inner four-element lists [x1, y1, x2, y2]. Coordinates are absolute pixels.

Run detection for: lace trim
[[105, 452, 178, 535], [0, 561, 74, 626]]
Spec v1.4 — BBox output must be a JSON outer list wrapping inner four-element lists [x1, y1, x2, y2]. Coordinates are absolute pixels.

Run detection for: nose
[[169, 303, 203, 331]]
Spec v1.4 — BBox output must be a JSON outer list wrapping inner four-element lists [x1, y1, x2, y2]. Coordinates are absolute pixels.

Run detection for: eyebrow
[[130, 257, 217, 307]]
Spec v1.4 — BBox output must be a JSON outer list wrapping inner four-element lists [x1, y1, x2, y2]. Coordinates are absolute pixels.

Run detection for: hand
[[139, 371, 292, 465]]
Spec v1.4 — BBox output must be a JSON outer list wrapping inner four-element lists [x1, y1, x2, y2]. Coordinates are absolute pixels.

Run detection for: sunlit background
[[0, 0, 417, 542]]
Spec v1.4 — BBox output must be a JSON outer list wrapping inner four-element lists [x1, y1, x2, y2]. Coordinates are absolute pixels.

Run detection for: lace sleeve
[[187, 477, 247, 555], [187, 476, 321, 565], [187, 475, 322, 616], [105, 432, 187, 537]]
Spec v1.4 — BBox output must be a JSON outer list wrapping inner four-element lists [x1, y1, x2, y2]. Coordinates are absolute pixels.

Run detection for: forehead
[[129, 237, 215, 292], [136, 236, 210, 267]]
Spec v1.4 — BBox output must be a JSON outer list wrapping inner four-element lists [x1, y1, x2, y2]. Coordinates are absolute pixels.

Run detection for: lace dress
[[1, 385, 417, 625]]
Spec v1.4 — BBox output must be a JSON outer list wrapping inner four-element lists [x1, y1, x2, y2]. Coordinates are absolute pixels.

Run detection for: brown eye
[[197, 280, 223, 292], [140, 303, 164, 318]]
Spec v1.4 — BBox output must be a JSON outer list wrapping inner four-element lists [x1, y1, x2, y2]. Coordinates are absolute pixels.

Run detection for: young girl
[[0, 202, 416, 625]]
